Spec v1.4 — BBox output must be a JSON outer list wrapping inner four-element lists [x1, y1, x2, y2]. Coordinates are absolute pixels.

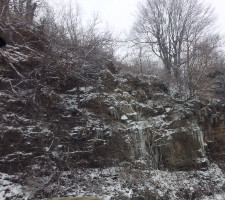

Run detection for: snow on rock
[[121, 114, 128, 121]]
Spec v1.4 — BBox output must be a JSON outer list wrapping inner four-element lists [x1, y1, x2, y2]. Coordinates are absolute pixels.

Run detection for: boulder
[[132, 89, 147, 103], [119, 74, 142, 92], [100, 69, 118, 90]]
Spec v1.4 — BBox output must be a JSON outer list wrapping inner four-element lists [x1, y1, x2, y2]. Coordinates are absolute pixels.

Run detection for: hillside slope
[[0, 21, 225, 200]]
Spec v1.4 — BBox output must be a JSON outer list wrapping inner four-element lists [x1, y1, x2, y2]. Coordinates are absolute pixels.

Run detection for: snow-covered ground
[[1, 163, 224, 199]]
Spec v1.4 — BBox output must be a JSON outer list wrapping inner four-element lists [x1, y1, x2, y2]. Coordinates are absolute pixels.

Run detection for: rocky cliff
[[0, 21, 225, 200]]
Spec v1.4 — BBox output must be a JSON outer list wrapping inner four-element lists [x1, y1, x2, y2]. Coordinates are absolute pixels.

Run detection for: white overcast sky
[[75, 0, 138, 33], [50, 0, 225, 35]]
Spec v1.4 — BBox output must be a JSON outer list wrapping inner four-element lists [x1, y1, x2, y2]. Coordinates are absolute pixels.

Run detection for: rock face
[[1, 67, 225, 173]]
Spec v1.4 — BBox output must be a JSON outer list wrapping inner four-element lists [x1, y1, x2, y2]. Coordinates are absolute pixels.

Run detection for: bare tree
[[35, 2, 116, 106], [132, 0, 217, 95], [185, 34, 224, 97]]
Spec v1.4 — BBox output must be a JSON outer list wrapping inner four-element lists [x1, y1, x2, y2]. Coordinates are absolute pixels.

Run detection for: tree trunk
[[25, 0, 37, 24]]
